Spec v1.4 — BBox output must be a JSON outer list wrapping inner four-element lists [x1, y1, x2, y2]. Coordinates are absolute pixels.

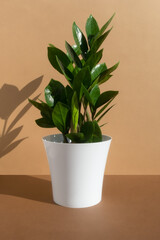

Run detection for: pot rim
[[43, 133, 112, 145]]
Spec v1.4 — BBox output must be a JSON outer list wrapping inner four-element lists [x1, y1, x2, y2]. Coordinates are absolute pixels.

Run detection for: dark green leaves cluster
[[29, 14, 119, 143]]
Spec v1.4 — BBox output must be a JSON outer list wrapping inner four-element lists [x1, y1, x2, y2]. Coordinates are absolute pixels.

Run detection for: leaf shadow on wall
[[0, 76, 43, 158]]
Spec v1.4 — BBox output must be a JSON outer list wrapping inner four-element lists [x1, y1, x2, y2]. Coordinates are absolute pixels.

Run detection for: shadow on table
[[0, 175, 53, 204]]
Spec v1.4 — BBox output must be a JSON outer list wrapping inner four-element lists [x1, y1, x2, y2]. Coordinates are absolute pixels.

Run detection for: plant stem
[[63, 133, 69, 143]]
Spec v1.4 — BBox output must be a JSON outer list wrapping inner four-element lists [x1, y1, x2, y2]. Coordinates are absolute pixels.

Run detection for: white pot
[[43, 134, 112, 208]]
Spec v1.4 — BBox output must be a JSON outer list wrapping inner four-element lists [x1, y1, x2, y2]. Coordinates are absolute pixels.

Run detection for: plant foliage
[[29, 14, 119, 143]]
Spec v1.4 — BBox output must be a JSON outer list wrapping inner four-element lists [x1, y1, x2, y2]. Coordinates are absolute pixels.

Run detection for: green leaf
[[100, 123, 107, 128], [48, 46, 73, 73], [72, 22, 88, 59], [65, 85, 74, 106], [29, 99, 50, 116], [67, 121, 102, 143], [91, 120, 102, 142], [45, 79, 66, 107], [98, 74, 112, 85], [65, 41, 82, 68], [45, 86, 54, 107], [85, 49, 103, 70], [81, 121, 94, 141], [66, 132, 85, 143], [79, 113, 84, 127], [94, 13, 115, 40], [75, 66, 91, 89], [35, 118, 55, 128], [29, 99, 44, 111], [71, 92, 79, 132], [80, 121, 102, 142], [97, 104, 115, 122], [56, 56, 74, 83], [48, 43, 54, 48], [101, 62, 119, 76], [29, 99, 53, 123], [94, 97, 115, 119], [73, 79, 83, 102], [73, 67, 91, 99], [89, 84, 100, 106], [72, 66, 80, 76], [52, 102, 70, 133], [81, 67, 91, 89], [37, 100, 53, 121], [72, 45, 82, 55], [85, 15, 99, 47], [81, 84, 93, 106], [91, 63, 107, 82], [96, 62, 119, 86], [91, 28, 112, 53], [95, 91, 119, 108]]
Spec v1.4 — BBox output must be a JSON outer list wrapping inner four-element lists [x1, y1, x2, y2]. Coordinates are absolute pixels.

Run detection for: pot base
[[53, 198, 102, 208]]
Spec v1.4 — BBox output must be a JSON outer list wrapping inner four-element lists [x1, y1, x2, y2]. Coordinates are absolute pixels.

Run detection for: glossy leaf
[[48, 46, 73, 73], [73, 78, 83, 101], [65, 85, 74, 106], [29, 99, 44, 111], [45, 86, 54, 107], [97, 62, 119, 86], [66, 45, 81, 63], [72, 22, 88, 58], [52, 102, 70, 133], [85, 49, 103, 70], [73, 67, 91, 99], [91, 63, 107, 82], [35, 118, 55, 128], [94, 13, 115, 41], [80, 121, 102, 142], [89, 84, 100, 106], [82, 67, 91, 89], [95, 91, 119, 108], [29, 99, 53, 126], [72, 45, 82, 55], [91, 28, 112, 53], [85, 15, 99, 46], [81, 84, 93, 106], [81, 121, 94, 141], [66, 132, 85, 143], [94, 97, 115, 119], [65, 41, 82, 68], [56, 57, 74, 83], [91, 120, 102, 142], [71, 92, 79, 132], [38, 100, 53, 120], [97, 104, 115, 122], [101, 62, 119, 75], [29, 99, 51, 118], [98, 74, 112, 85], [45, 79, 66, 107]]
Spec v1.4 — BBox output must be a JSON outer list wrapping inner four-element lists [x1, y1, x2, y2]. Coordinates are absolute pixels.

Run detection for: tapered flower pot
[[43, 134, 112, 208]]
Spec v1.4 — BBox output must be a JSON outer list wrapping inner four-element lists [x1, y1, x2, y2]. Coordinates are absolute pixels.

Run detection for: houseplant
[[29, 13, 119, 208]]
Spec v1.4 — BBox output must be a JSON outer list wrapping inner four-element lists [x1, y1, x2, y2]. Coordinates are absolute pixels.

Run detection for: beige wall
[[0, 0, 160, 174]]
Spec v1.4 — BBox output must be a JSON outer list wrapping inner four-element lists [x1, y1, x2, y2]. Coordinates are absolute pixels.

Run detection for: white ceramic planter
[[43, 134, 112, 208]]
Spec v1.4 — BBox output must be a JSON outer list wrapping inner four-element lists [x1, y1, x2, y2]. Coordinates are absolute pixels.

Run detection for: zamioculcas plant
[[29, 13, 119, 143]]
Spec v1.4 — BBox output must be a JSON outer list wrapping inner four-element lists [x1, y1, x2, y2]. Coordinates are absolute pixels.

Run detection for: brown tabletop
[[0, 175, 160, 240]]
